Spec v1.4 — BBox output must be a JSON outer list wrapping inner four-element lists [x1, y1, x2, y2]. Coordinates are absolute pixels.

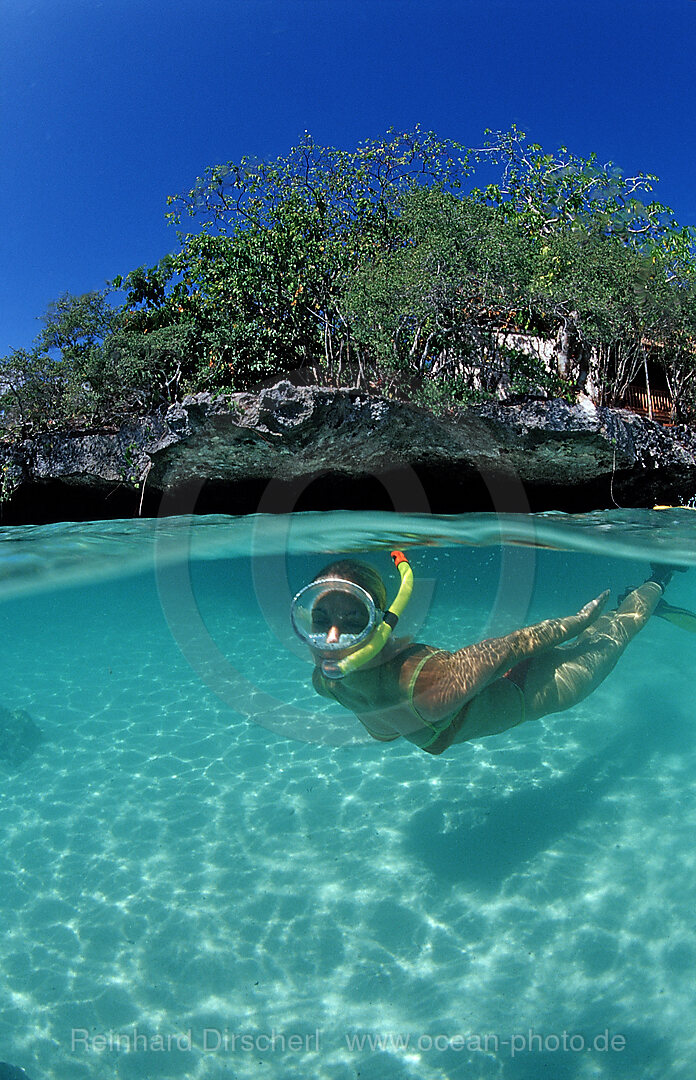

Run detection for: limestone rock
[[3, 383, 696, 518]]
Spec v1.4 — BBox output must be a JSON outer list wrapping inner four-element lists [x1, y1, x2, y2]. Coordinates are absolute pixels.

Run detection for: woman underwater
[[291, 552, 684, 755]]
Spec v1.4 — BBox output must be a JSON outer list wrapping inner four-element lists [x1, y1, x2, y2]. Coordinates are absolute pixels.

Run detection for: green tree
[[468, 128, 696, 407], [346, 185, 561, 405], [0, 289, 184, 435], [0, 347, 66, 437], [0, 290, 118, 436], [157, 128, 472, 387], [4, 127, 695, 435], [470, 126, 675, 241], [38, 290, 118, 357]]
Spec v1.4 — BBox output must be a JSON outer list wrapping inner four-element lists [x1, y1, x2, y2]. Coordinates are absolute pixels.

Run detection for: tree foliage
[[2, 127, 695, 439], [0, 290, 187, 436], [157, 128, 472, 387]]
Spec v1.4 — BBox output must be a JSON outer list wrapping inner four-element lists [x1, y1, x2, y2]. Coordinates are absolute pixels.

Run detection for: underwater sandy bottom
[[0, 566, 695, 1080]]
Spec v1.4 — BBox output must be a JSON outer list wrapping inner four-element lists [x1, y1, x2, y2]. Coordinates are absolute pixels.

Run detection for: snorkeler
[[291, 553, 684, 755]]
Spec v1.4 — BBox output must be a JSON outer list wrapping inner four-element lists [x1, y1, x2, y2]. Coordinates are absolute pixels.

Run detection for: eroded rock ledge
[[2, 382, 695, 522]]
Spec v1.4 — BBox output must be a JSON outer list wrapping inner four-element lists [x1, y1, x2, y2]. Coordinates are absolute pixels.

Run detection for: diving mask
[[290, 579, 380, 654], [291, 551, 414, 679]]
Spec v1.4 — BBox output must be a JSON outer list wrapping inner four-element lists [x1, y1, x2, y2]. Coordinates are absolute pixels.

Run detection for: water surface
[[1, 509, 695, 1079]]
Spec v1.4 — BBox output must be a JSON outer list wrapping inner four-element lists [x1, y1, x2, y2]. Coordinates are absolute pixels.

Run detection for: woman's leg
[[520, 581, 662, 722], [450, 581, 662, 744]]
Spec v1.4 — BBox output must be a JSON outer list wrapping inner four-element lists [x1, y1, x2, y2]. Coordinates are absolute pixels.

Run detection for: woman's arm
[[402, 591, 609, 722]]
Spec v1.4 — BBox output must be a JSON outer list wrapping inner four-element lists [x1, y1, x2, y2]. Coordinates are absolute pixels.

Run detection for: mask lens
[[291, 580, 379, 652]]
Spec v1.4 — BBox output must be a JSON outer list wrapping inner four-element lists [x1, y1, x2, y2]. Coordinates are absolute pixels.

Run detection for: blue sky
[[2, 0, 695, 357]]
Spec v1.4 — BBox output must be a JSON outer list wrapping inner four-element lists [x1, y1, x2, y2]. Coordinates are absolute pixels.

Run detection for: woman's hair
[[313, 559, 387, 611]]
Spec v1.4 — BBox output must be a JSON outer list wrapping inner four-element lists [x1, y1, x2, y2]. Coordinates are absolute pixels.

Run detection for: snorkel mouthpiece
[[319, 551, 413, 679]]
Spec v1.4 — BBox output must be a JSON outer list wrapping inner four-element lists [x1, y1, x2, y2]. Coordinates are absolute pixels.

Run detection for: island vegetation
[[2, 127, 696, 440]]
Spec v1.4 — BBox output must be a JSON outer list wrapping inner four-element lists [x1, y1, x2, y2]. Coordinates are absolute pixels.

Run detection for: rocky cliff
[[2, 382, 695, 522]]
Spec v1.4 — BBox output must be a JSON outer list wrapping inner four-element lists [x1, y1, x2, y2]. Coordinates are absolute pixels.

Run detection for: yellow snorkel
[[321, 551, 414, 679]]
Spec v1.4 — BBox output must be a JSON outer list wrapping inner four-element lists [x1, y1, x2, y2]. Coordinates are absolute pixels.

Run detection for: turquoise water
[[1, 509, 695, 1080]]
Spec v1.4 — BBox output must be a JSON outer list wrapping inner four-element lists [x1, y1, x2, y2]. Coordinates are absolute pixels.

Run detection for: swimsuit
[[502, 664, 528, 726], [404, 648, 464, 752], [313, 647, 456, 749], [315, 645, 527, 754], [407, 650, 528, 752]]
